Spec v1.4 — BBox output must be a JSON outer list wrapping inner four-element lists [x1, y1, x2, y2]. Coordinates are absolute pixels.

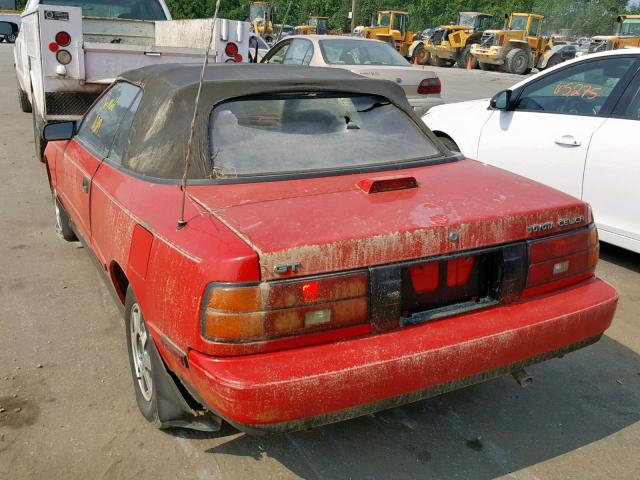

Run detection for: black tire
[[478, 62, 498, 71], [455, 45, 475, 69], [32, 109, 46, 162], [7, 33, 16, 43], [438, 135, 460, 153], [124, 288, 220, 431], [505, 48, 529, 75], [411, 45, 429, 65], [18, 87, 32, 113], [125, 289, 164, 428], [435, 56, 454, 68], [53, 193, 78, 241]]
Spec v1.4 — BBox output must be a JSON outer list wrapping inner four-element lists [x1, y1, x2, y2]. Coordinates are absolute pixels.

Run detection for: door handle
[[82, 175, 90, 194], [554, 135, 581, 147]]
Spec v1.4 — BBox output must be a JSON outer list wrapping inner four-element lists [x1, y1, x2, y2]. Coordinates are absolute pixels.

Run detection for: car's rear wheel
[[126, 290, 163, 427], [53, 192, 77, 242], [18, 86, 32, 113], [437, 135, 460, 153], [32, 109, 46, 162]]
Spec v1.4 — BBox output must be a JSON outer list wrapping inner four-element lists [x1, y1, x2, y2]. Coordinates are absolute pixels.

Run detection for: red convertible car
[[43, 64, 618, 434]]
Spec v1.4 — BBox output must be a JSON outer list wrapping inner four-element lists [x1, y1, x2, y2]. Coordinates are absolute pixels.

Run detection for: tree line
[[13, 0, 639, 36], [166, 0, 638, 36]]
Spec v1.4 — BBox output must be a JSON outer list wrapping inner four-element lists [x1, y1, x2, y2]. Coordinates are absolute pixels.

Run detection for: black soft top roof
[[118, 64, 419, 180]]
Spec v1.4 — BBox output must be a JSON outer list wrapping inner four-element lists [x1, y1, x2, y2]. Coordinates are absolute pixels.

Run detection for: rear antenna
[[178, 0, 223, 230]]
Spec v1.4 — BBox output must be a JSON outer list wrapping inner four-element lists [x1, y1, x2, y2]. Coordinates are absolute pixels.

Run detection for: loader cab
[[377, 11, 408, 35]]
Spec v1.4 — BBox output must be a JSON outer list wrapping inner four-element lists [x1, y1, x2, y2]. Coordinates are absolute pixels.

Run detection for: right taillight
[[202, 271, 369, 343], [418, 78, 441, 95], [523, 225, 599, 297]]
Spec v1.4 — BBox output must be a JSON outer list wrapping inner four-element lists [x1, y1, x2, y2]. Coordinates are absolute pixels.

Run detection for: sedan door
[[582, 70, 640, 252], [477, 56, 638, 199]]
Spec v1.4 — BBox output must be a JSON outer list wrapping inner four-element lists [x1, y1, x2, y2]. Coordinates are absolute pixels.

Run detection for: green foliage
[[163, 0, 632, 36]]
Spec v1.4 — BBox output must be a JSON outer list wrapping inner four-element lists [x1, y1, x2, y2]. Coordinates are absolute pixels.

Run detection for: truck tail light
[[418, 78, 441, 95], [225, 42, 239, 57], [202, 272, 369, 342], [55, 31, 71, 47], [523, 225, 599, 297]]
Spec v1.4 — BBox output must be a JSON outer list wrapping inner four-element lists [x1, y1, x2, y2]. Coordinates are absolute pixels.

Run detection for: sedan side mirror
[[0, 21, 13, 36], [490, 90, 512, 110], [43, 121, 76, 141]]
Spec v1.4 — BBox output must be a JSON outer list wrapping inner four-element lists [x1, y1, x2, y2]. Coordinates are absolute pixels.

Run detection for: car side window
[[265, 42, 290, 64], [513, 57, 636, 116], [108, 93, 142, 164], [76, 82, 142, 158], [283, 39, 314, 65], [619, 83, 640, 120]]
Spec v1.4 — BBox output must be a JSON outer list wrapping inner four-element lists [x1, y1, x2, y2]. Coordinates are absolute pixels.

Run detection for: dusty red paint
[[189, 160, 588, 281], [46, 136, 618, 432], [188, 279, 617, 427]]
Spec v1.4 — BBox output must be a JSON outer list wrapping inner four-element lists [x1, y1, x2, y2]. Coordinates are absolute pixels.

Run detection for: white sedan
[[262, 35, 444, 116], [423, 49, 640, 254]]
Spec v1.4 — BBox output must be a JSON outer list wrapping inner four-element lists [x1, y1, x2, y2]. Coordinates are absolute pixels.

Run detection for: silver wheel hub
[[53, 196, 63, 235], [130, 304, 153, 402]]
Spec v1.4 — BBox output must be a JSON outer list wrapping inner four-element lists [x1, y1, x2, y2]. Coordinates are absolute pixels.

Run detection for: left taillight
[[418, 78, 441, 95], [202, 271, 369, 342], [523, 225, 599, 296]]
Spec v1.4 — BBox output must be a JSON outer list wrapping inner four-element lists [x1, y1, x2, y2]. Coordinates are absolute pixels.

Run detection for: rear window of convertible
[[207, 94, 440, 178]]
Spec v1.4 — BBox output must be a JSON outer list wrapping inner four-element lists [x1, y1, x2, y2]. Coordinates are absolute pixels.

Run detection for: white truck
[[14, 0, 250, 160]]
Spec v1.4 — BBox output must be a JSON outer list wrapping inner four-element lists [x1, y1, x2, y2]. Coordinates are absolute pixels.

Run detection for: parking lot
[[0, 43, 639, 480]]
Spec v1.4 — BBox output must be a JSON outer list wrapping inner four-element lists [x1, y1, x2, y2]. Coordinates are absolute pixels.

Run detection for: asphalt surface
[[1, 44, 639, 480]]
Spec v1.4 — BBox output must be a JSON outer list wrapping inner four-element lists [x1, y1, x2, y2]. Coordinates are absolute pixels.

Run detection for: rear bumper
[[188, 278, 617, 434]]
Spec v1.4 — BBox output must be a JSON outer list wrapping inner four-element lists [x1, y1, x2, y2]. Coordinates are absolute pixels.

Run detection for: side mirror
[[0, 21, 13, 36], [43, 121, 75, 141], [490, 90, 512, 110]]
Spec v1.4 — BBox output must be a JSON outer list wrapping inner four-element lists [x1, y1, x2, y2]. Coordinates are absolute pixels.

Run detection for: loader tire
[[455, 45, 475, 69], [411, 45, 429, 65], [505, 48, 529, 75], [18, 86, 32, 113], [435, 56, 454, 67]]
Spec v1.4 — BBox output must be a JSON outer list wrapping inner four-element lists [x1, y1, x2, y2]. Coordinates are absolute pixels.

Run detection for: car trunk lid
[[189, 159, 588, 282], [347, 65, 439, 98]]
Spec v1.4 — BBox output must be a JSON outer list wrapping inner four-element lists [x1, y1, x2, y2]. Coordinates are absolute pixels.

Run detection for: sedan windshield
[[41, 0, 167, 20], [319, 39, 409, 66], [208, 94, 439, 178]]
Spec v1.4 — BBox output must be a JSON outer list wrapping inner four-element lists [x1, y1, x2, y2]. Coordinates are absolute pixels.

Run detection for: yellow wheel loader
[[357, 10, 428, 64], [250, 2, 274, 43], [470, 13, 565, 75], [580, 15, 640, 55], [295, 16, 330, 36], [424, 12, 499, 68]]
